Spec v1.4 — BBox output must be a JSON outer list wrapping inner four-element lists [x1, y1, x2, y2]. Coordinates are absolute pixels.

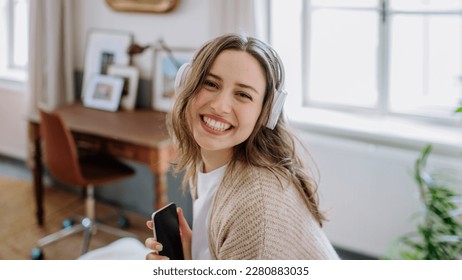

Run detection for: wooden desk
[[28, 103, 176, 226]]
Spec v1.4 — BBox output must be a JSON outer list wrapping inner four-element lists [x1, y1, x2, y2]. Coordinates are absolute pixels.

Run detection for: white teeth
[[203, 116, 231, 132]]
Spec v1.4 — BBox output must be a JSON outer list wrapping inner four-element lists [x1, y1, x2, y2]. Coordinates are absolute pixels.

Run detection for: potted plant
[[391, 144, 462, 259]]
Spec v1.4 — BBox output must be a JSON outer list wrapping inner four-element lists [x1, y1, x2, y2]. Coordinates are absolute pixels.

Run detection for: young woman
[[145, 34, 339, 260]]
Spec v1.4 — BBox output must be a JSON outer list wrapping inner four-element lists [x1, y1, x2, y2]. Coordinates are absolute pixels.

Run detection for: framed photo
[[152, 46, 195, 112], [82, 29, 133, 98], [105, 0, 179, 13], [83, 74, 124, 112], [107, 64, 140, 110]]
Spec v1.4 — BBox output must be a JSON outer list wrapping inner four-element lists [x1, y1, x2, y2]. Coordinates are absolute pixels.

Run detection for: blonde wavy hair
[[167, 34, 326, 226]]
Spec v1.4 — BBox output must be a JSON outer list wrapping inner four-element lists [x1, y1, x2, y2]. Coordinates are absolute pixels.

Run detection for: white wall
[[0, 82, 28, 159], [300, 130, 462, 257]]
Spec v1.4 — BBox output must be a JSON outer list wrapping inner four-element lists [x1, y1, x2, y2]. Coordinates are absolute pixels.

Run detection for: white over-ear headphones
[[174, 62, 287, 130], [174, 63, 192, 95]]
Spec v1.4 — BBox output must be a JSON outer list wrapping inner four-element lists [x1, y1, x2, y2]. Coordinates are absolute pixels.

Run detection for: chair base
[[33, 216, 137, 259]]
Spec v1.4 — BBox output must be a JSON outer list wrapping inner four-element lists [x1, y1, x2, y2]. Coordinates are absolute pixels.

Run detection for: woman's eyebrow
[[207, 73, 222, 81], [236, 83, 260, 95], [207, 72, 260, 95]]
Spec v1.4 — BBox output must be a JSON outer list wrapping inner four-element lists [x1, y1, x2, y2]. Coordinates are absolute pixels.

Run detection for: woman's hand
[[177, 207, 192, 259], [145, 207, 192, 260]]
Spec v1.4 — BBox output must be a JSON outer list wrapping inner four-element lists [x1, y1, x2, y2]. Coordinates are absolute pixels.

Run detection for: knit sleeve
[[208, 165, 339, 260]]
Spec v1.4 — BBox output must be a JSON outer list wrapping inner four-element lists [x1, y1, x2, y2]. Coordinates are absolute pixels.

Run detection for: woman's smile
[[201, 114, 233, 133]]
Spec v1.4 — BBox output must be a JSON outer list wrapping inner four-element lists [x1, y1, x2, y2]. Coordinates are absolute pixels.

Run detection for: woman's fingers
[[144, 237, 169, 260], [146, 251, 169, 260], [145, 237, 162, 251]]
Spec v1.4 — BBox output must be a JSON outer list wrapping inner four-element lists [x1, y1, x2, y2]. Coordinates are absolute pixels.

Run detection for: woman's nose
[[210, 91, 232, 114]]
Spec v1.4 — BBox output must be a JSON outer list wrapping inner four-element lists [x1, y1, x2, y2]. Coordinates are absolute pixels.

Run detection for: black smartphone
[[151, 202, 184, 260]]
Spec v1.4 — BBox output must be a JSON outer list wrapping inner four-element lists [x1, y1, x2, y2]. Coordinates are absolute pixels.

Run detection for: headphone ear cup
[[266, 89, 288, 129], [174, 63, 191, 94]]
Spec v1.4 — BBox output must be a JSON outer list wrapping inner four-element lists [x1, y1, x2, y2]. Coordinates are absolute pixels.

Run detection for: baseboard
[[0, 147, 27, 161]]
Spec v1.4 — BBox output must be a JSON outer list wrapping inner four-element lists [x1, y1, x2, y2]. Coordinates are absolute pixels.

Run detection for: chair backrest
[[39, 110, 86, 186]]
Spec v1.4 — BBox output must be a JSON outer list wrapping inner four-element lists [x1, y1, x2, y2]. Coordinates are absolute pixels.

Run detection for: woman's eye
[[237, 92, 252, 101], [204, 80, 218, 89]]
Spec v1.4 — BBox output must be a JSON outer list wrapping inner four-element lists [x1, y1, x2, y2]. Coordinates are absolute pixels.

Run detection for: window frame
[[291, 0, 462, 126], [269, 0, 462, 155], [0, 0, 28, 83]]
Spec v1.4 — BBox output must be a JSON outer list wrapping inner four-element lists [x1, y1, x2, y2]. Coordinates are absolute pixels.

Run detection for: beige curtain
[[27, 0, 74, 117], [209, 0, 269, 41]]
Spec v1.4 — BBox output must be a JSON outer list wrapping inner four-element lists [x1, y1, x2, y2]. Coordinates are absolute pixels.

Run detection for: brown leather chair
[[33, 109, 136, 258]]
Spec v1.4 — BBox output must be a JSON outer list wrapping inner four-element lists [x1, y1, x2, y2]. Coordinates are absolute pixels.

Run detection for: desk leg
[[154, 172, 169, 210], [151, 145, 175, 210], [28, 122, 44, 226]]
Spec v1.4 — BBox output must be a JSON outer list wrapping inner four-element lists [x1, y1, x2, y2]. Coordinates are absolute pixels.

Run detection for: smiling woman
[[144, 34, 340, 260]]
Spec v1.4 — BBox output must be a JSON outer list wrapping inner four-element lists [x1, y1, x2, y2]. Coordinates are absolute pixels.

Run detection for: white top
[[191, 164, 227, 260]]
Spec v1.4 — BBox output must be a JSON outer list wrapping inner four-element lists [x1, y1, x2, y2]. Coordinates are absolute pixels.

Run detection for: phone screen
[[151, 202, 184, 260]]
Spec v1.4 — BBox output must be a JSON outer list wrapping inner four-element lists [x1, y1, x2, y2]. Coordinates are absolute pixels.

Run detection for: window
[[270, 0, 462, 123], [0, 0, 29, 82]]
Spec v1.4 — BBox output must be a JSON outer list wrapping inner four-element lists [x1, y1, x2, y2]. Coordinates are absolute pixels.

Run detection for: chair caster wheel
[[31, 247, 44, 260], [118, 216, 130, 229], [62, 218, 74, 229]]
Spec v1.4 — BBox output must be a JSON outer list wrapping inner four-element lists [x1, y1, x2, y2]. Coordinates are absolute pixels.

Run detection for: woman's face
[[189, 50, 266, 170]]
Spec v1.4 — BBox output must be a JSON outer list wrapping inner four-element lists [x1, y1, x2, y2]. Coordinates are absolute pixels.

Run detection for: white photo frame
[[152, 46, 195, 112], [82, 29, 133, 98], [107, 64, 139, 110], [83, 74, 124, 112]]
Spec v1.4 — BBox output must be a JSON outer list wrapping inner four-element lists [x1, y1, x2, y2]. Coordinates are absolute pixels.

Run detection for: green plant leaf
[[395, 143, 462, 259]]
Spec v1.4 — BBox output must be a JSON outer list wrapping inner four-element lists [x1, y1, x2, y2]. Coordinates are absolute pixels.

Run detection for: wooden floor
[[0, 176, 152, 260]]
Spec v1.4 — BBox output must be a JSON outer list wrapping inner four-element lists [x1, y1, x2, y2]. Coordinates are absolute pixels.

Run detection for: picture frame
[[107, 64, 140, 110], [83, 74, 124, 112], [82, 29, 133, 98], [152, 46, 195, 112], [105, 0, 179, 13]]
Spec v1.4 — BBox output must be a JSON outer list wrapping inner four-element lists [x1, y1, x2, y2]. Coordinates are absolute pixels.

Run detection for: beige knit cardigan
[[207, 161, 339, 260]]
